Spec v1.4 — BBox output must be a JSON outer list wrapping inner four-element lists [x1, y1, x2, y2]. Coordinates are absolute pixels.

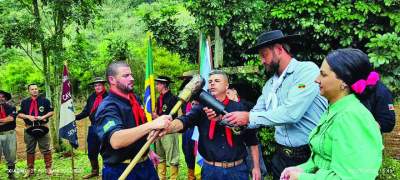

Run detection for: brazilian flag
[[144, 35, 156, 121]]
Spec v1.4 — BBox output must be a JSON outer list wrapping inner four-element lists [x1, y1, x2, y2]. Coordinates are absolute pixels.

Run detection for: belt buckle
[[222, 161, 229, 168], [283, 148, 293, 157]]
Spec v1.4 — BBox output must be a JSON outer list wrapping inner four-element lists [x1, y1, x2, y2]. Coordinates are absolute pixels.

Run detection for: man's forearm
[[42, 111, 54, 120], [250, 145, 260, 169], [0, 116, 14, 123], [110, 122, 153, 149], [167, 119, 184, 133]]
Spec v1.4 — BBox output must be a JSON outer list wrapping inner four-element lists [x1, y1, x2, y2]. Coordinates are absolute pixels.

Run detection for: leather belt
[[204, 159, 243, 168], [122, 156, 148, 164]]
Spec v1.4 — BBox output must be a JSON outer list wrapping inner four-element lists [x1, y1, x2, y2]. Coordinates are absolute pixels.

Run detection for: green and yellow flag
[[144, 35, 156, 121]]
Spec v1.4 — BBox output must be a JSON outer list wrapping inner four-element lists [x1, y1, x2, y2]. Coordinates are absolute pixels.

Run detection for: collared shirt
[[298, 94, 383, 179], [177, 100, 259, 162], [95, 92, 147, 165], [18, 96, 54, 125], [249, 58, 328, 147], [0, 103, 17, 132], [76, 91, 108, 123], [359, 81, 396, 133], [156, 90, 178, 118]]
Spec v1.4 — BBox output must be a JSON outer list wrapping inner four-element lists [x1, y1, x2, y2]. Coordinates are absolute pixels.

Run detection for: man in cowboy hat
[[0, 90, 17, 179], [75, 77, 108, 179], [209, 30, 328, 179], [152, 75, 180, 180], [18, 83, 54, 177]]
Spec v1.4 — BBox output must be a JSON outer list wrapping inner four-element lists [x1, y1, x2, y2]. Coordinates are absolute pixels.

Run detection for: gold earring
[[341, 83, 347, 90]]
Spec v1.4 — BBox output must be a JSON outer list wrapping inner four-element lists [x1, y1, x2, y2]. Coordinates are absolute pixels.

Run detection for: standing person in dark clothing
[[18, 84, 54, 177], [95, 61, 172, 180], [0, 90, 17, 179], [359, 80, 396, 133], [75, 77, 108, 179], [161, 70, 262, 180], [153, 76, 180, 180]]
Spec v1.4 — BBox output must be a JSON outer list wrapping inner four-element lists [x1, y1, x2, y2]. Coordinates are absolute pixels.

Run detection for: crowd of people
[[0, 29, 396, 180]]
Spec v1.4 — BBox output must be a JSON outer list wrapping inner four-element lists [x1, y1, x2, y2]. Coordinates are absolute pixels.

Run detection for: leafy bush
[[377, 154, 400, 180]]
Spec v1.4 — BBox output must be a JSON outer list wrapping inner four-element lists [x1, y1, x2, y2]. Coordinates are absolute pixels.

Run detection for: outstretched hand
[[223, 111, 250, 127]]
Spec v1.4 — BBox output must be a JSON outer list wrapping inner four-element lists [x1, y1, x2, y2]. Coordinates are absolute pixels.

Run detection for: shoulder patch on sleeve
[[388, 104, 395, 111], [103, 120, 116, 132]]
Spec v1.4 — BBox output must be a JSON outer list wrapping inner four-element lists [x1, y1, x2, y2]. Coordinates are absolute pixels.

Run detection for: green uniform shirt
[[298, 94, 383, 179]]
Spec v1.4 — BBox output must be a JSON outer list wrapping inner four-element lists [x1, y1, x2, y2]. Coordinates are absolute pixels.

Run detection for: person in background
[[75, 77, 108, 179], [0, 90, 17, 179], [281, 48, 383, 180], [18, 84, 54, 177], [152, 76, 180, 180]]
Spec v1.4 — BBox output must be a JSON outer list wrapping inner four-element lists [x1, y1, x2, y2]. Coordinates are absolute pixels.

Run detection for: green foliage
[[367, 32, 400, 99], [377, 154, 400, 180], [187, 0, 266, 65], [0, 58, 42, 98], [137, 0, 198, 62]]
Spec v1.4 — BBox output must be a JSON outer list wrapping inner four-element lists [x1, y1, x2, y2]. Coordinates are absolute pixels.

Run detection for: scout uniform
[[177, 97, 259, 179], [19, 95, 53, 176], [75, 77, 108, 178], [154, 76, 179, 180], [359, 81, 396, 133], [95, 91, 158, 180], [0, 90, 17, 179]]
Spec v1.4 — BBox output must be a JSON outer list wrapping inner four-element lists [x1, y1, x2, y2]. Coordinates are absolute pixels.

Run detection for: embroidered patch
[[39, 106, 45, 112], [162, 104, 167, 112], [388, 104, 395, 111], [103, 120, 116, 132], [298, 83, 306, 89]]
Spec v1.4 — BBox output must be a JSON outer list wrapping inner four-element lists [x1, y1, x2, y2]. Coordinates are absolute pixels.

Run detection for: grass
[[0, 138, 189, 179]]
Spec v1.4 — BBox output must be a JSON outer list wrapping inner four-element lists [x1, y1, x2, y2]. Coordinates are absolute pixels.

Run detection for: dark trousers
[[201, 162, 249, 180], [182, 127, 195, 169], [87, 126, 101, 160], [271, 144, 311, 180], [103, 159, 158, 180]]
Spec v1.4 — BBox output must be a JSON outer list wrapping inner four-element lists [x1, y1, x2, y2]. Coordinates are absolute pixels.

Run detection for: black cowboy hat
[[0, 90, 11, 101], [155, 76, 174, 85], [89, 77, 107, 85], [26, 122, 49, 138], [245, 30, 301, 54]]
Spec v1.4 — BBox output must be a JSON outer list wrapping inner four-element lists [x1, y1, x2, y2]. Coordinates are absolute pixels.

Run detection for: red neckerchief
[[90, 90, 106, 114], [29, 97, 39, 117], [110, 89, 146, 126], [157, 93, 164, 114], [0, 105, 6, 119], [208, 97, 234, 147]]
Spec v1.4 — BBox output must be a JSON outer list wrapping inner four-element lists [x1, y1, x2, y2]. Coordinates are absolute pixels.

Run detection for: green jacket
[[298, 94, 383, 180]]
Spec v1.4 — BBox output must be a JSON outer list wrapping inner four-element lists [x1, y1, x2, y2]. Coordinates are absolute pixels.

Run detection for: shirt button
[[221, 146, 225, 149], [222, 134, 225, 137]]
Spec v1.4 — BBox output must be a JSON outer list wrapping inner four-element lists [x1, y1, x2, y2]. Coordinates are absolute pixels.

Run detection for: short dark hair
[[326, 48, 374, 96], [27, 83, 38, 90], [209, 70, 229, 83], [106, 61, 130, 83]]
